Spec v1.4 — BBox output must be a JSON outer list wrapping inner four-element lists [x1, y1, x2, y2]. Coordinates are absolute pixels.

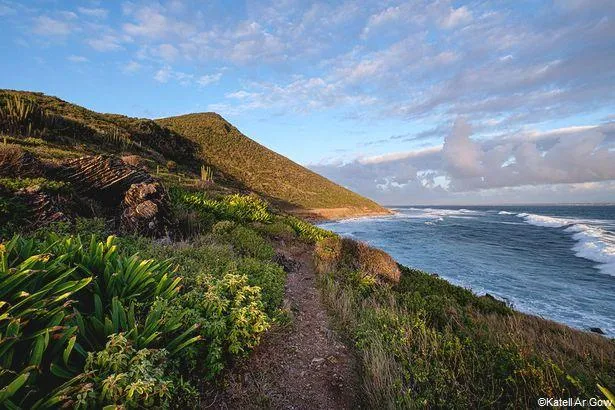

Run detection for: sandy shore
[[289, 206, 394, 222]]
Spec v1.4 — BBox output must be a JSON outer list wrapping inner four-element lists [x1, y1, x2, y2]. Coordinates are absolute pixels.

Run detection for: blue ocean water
[[319, 205, 615, 336]]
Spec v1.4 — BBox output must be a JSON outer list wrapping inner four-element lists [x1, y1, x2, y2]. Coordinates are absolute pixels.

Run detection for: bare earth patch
[[207, 242, 361, 409]]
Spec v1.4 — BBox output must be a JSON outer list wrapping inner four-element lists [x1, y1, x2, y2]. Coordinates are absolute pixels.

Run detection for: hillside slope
[[0, 90, 386, 217], [157, 113, 385, 214]]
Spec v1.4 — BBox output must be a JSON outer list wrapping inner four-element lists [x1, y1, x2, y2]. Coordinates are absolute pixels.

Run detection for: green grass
[[315, 241, 615, 408], [156, 112, 384, 211]]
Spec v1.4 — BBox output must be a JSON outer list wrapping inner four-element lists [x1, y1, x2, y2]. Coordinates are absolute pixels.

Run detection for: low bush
[[255, 217, 297, 241], [0, 195, 29, 238], [166, 160, 177, 171], [172, 273, 271, 380], [0, 144, 43, 177], [315, 236, 400, 283], [115, 234, 286, 380], [0, 177, 71, 194], [223, 225, 275, 260], [284, 216, 336, 243], [63, 333, 198, 409], [175, 190, 273, 224]]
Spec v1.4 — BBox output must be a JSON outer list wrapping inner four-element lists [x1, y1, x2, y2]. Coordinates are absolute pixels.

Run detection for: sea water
[[319, 205, 615, 335]]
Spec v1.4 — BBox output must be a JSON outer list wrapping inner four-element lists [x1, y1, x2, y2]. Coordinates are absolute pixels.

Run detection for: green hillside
[[157, 113, 384, 211], [0, 90, 385, 214]]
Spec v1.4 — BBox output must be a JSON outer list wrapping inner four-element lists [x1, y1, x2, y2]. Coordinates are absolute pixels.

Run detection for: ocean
[[319, 205, 615, 336]]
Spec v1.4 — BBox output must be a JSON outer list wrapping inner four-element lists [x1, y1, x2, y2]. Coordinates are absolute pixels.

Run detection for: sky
[[1, 0, 614, 205]]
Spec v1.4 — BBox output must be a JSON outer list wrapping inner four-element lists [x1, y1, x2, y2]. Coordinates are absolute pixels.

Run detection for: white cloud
[[32, 16, 71, 36], [154, 66, 172, 83], [67, 54, 88, 63], [311, 121, 615, 203], [86, 34, 124, 51], [77, 7, 109, 19], [157, 43, 179, 61], [438, 6, 473, 29], [123, 60, 142, 73], [197, 73, 222, 86]]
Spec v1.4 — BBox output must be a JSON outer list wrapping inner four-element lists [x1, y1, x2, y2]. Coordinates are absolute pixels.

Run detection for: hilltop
[[0, 90, 386, 218]]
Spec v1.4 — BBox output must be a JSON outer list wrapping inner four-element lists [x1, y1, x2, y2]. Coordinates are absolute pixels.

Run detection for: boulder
[[121, 182, 171, 237]]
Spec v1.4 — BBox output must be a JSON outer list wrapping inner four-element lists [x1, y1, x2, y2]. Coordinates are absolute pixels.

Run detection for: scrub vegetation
[[314, 235, 615, 408]]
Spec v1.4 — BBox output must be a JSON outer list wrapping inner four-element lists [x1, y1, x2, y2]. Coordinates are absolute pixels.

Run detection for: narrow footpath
[[207, 242, 361, 409]]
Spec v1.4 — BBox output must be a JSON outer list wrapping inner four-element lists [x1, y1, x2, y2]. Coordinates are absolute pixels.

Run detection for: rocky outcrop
[[16, 186, 71, 227], [121, 182, 171, 237], [1, 153, 173, 237], [53, 155, 155, 206]]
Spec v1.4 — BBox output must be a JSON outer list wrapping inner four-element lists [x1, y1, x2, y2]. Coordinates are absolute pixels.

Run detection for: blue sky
[[1, 0, 614, 204]]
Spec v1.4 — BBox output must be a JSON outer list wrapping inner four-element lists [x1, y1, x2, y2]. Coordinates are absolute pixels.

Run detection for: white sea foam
[[498, 211, 516, 215], [404, 207, 482, 220], [517, 213, 615, 276]]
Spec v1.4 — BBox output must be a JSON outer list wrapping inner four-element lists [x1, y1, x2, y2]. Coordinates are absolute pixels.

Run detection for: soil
[[205, 241, 361, 409]]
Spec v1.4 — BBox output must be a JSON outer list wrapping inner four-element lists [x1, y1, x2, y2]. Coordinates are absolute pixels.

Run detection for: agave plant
[[0, 236, 92, 407], [0, 233, 201, 408]]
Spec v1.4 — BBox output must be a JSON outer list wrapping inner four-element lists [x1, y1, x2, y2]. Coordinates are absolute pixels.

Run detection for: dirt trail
[[208, 242, 361, 409]]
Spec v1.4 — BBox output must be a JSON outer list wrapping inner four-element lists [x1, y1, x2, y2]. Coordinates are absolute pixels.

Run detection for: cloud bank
[[311, 120, 615, 204]]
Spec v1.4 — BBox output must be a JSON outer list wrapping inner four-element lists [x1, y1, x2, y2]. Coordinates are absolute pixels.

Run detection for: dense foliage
[[176, 190, 273, 223], [0, 226, 286, 408]]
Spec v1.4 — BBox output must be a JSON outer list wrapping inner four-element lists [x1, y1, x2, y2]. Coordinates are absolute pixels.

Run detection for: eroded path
[[208, 242, 361, 409]]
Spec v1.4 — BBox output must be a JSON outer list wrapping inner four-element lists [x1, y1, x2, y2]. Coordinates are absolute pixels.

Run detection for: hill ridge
[[0, 89, 387, 217]]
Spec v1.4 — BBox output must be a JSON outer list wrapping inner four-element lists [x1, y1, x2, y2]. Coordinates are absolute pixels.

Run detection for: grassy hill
[[157, 113, 383, 212], [0, 90, 385, 215]]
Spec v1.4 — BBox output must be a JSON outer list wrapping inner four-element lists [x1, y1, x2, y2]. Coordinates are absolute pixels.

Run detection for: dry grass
[[0, 143, 43, 177], [316, 245, 615, 408], [121, 154, 145, 169], [479, 312, 615, 377], [315, 236, 400, 283]]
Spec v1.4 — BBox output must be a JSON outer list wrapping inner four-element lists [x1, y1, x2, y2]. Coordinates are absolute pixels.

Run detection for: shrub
[[62, 333, 198, 409], [0, 95, 55, 138], [284, 216, 335, 243], [175, 273, 270, 379], [0, 177, 71, 194], [121, 155, 145, 169], [236, 258, 286, 314], [315, 236, 400, 283], [0, 234, 201, 408], [175, 190, 273, 223], [341, 238, 400, 283], [0, 144, 42, 177], [212, 220, 237, 235], [256, 218, 296, 241], [314, 236, 342, 274], [222, 225, 275, 261], [0, 195, 29, 238], [166, 160, 177, 171]]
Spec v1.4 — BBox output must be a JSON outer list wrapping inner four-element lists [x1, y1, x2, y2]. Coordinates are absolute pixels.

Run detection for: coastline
[[290, 206, 394, 222]]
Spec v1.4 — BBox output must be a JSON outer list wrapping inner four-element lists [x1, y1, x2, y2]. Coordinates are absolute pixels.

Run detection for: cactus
[[200, 165, 214, 182]]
